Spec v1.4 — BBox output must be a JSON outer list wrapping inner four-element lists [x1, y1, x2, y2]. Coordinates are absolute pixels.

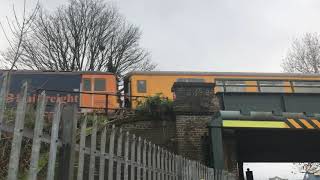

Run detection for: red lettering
[[7, 93, 15, 103], [74, 95, 79, 102], [50, 96, 56, 103], [28, 96, 33, 103]]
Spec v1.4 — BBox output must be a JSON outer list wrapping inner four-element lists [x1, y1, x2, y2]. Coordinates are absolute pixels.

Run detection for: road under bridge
[[209, 92, 320, 179]]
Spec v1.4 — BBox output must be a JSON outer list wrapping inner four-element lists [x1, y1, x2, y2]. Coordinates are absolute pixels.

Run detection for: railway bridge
[[172, 82, 320, 179]]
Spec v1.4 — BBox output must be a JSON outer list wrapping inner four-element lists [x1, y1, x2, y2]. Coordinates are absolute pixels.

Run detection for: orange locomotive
[[1, 70, 118, 111]]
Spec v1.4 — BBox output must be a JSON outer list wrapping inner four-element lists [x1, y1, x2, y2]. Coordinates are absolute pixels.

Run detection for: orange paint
[[126, 72, 320, 107], [81, 74, 118, 110], [299, 119, 314, 129], [288, 119, 302, 129], [311, 119, 320, 128]]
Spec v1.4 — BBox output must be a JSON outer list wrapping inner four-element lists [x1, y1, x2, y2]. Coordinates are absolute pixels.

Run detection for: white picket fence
[[0, 72, 237, 180]]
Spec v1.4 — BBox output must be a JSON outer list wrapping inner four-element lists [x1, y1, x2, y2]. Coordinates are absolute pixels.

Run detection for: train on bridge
[[124, 71, 320, 107], [3, 70, 320, 111]]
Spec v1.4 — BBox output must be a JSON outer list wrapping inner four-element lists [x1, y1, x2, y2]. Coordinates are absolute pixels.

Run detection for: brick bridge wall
[[116, 116, 211, 163], [118, 119, 177, 152], [175, 115, 211, 162], [117, 82, 237, 173]]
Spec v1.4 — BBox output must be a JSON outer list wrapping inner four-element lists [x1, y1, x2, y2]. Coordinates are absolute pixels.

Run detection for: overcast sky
[[1, 0, 319, 179], [2, 0, 320, 73]]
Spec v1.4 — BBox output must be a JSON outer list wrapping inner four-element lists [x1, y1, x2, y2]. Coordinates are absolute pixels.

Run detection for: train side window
[[225, 80, 246, 92], [137, 80, 147, 93], [259, 81, 285, 92], [83, 78, 91, 91], [293, 81, 320, 93], [176, 78, 205, 82], [215, 80, 224, 92], [94, 78, 106, 91]]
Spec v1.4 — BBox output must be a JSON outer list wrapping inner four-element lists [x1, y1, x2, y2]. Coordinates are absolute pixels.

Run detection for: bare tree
[[282, 33, 320, 73], [0, 0, 39, 71], [294, 163, 320, 175], [3, 0, 155, 83], [283, 33, 320, 175]]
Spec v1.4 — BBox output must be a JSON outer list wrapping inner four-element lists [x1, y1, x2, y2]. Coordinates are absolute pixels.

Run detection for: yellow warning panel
[[223, 120, 289, 129]]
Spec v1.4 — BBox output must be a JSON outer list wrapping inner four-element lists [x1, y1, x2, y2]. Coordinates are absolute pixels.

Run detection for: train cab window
[[94, 79, 106, 91], [259, 80, 285, 92], [176, 78, 205, 82], [293, 81, 320, 93], [83, 78, 91, 91], [224, 80, 246, 92], [137, 80, 147, 93], [215, 80, 225, 92]]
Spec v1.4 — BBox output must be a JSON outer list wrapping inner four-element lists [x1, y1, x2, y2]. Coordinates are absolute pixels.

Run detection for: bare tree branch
[[0, 0, 40, 73], [2, 0, 155, 87], [282, 33, 320, 74]]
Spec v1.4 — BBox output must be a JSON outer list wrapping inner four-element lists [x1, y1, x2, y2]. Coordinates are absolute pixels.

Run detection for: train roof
[[125, 71, 320, 78], [0, 70, 114, 75]]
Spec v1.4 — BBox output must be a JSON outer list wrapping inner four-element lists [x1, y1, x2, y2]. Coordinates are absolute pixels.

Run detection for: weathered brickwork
[[175, 115, 211, 162], [116, 82, 238, 173], [119, 120, 177, 152]]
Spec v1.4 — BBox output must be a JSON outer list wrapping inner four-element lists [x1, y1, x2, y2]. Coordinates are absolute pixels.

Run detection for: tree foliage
[[282, 33, 320, 73], [2, 0, 155, 81]]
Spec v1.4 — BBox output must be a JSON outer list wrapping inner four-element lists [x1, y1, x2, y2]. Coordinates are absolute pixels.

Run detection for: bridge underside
[[228, 128, 320, 162]]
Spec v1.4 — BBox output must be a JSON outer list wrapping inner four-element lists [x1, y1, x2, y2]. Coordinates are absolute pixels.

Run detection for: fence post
[[197, 162, 200, 179], [147, 142, 152, 180], [180, 156, 184, 180], [116, 128, 123, 180], [89, 115, 98, 180], [124, 132, 130, 180], [142, 139, 147, 180], [157, 146, 161, 180], [166, 151, 169, 180], [46, 99, 62, 180], [28, 91, 47, 180], [0, 72, 9, 141], [7, 82, 28, 180], [130, 134, 136, 180], [152, 144, 157, 180], [108, 124, 116, 180], [180, 157, 184, 180], [58, 104, 78, 180], [168, 152, 172, 180], [188, 159, 192, 180], [174, 155, 178, 180], [160, 148, 165, 180], [137, 137, 142, 180], [99, 127, 107, 180], [77, 115, 87, 180]]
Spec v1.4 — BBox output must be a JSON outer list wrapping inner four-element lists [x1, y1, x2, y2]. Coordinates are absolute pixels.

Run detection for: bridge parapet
[[172, 82, 216, 114]]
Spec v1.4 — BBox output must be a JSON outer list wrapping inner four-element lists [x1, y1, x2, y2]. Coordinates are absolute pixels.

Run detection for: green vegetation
[[135, 94, 174, 120]]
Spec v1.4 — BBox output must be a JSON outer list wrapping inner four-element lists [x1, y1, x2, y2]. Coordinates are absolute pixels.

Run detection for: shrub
[[135, 93, 174, 120]]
